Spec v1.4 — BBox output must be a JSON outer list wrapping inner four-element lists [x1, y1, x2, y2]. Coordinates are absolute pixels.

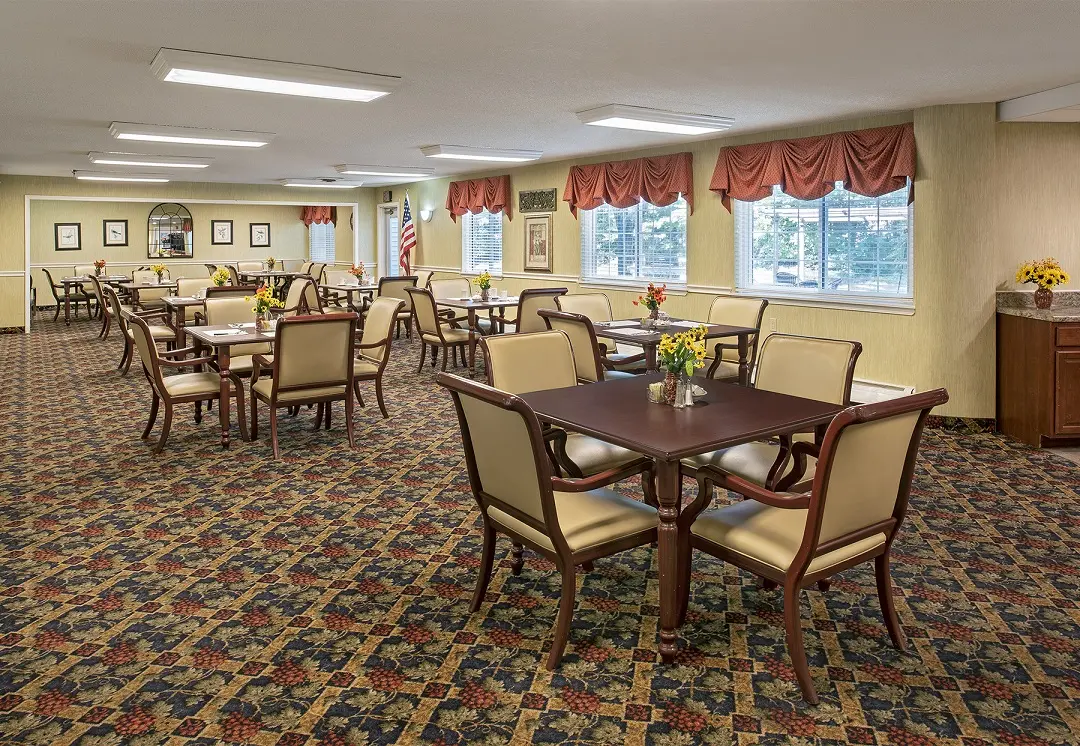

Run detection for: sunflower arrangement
[[1016, 258, 1070, 290], [211, 267, 230, 287], [657, 324, 708, 376], [247, 283, 285, 315]]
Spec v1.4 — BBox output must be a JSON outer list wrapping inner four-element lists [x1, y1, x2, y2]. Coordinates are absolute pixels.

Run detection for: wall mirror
[[147, 203, 193, 258]]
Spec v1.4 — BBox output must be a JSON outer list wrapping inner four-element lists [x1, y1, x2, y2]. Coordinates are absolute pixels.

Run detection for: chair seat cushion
[[487, 487, 657, 553], [477, 318, 516, 334], [682, 439, 817, 487], [706, 359, 740, 380], [226, 354, 273, 375], [691, 499, 886, 575], [353, 358, 380, 376], [423, 328, 470, 344], [563, 433, 641, 476], [606, 353, 647, 370], [126, 324, 176, 341], [603, 369, 638, 381], [251, 379, 346, 403], [162, 372, 235, 398]]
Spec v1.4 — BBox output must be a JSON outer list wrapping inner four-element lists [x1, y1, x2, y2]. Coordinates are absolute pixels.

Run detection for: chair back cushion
[[275, 314, 356, 390], [541, 311, 603, 383], [227, 266, 241, 285], [74, 265, 96, 277], [127, 315, 162, 385], [556, 293, 613, 322], [207, 285, 256, 299], [707, 297, 767, 362], [103, 285, 127, 328], [204, 297, 271, 357], [516, 288, 567, 334], [360, 297, 404, 362], [237, 261, 263, 272], [485, 330, 577, 394], [323, 270, 352, 286], [429, 278, 470, 300], [755, 334, 859, 404], [415, 270, 433, 288], [406, 287, 441, 336], [133, 269, 167, 283], [378, 277, 417, 312], [88, 276, 106, 305], [281, 278, 319, 315], [300, 261, 313, 275], [309, 263, 327, 282], [176, 278, 210, 297]]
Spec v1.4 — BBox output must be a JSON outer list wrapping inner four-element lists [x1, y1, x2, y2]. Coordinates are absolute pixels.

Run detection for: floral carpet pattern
[[0, 318, 1078, 746]]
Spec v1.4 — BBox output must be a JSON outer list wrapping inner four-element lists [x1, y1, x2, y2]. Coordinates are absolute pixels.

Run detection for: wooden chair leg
[[121, 343, 134, 375], [817, 579, 831, 592], [324, 401, 332, 430], [876, 554, 906, 651], [194, 400, 202, 424], [783, 580, 818, 704], [52, 303, 60, 322], [416, 343, 426, 374], [345, 393, 355, 448], [102, 313, 112, 340], [234, 388, 249, 442], [270, 406, 280, 459], [312, 403, 324, 430], [141, 394, 160, 439], [153, 402, 173, 454], [250, 395, 259, 439], [510, 542, 524, 576], [375, 377, 389, 419], [431, 345, 439, 368], [546, 566, 577, 670], [441, 345, 449, 371], [762, 578, 778, 590], [470, 522, 497, 613]]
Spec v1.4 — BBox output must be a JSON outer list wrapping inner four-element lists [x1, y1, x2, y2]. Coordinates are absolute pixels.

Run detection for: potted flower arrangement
[[1016, 257, 1070, 309], [266, 257, 277, 271], [656, 325, 707, 407], [474, 270, 493, 301], [149, 263, 167, 284], [246, 283, 284, 331], [633, 283, 667, 324], [93, 259, 106, 276], [348, 262, 366, 284], [211, 267, 230, 287]]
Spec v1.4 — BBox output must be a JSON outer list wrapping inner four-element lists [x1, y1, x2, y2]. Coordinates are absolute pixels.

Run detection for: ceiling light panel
[[74, 171, 170, 183], [152, 48, 400, 102], [281, 179, 363, 189], [420, 145, 542, 162], [336, 164, 435, 178], [577, 104, 734, 135], [109, 122, 274, 148], [88, 152, 212, 169]]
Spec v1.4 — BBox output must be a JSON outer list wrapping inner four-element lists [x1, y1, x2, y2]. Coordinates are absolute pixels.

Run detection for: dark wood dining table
[[321, 283, 377, 313], [60, 274, 127, 324], [519, 374, 843, 662], [434, 296, 520, 377], [594, 319, 759, 383], [162, 295, 206, 346], [117, 280, 178, 310]]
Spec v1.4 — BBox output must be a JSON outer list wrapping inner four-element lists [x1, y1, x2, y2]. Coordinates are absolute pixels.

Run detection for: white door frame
[[375, 201, 400, 279]]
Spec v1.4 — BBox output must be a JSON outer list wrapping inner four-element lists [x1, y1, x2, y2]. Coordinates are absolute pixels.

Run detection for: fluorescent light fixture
[[74, 171, 170, 183], [336, 164, 435, 178], [420, 145, 542, 162], [152, 48, 400, 102], [281, 179, 363, 189], [110, 122, 274, 148], [576, 104, 734, 135], [88, 152, 212, 169]]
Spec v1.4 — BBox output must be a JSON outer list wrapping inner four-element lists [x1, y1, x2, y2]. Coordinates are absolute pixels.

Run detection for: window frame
[[461, 208, 504, 277], [579, 197, 689, 290]]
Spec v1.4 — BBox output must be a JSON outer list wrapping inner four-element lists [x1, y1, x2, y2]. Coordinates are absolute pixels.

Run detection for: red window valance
[[709, 123, 915, 211], [445, 175, 513, 222], [563, 152, 694, 217], [301, 206, 337, 226]]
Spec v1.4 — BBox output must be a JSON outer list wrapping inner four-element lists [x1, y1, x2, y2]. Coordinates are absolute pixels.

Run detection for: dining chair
[[436, 371, 659, 668], [415, 269, 433, 289], [127, 313, 249, 454], [481, 330, 644, 479], [494, 287, 567, 335], [249, 312, 358, 459], [205, 285, 258, 300], [227, 265, 241, 286], [105, 285, 177, 374], [74, 264, 96, 278], [204, 263, 218, 276], [299, 260, 313, 275], [678, 388, 949, 703], [537, 309, 637, 382], [406, 287, 470, 373], [176, 278, 211, 297], [131, 270, 172, 310], [274, 277, 323, 317], [89, 275, 118, 338], [308, 262, 327, 283], [556, 292, 647, 371], [352, 296, 405, 418], [203, 297, 274, 377], [41, 268, 91, 321], [321, 270, 354, 307], [237, 261, 264, 273], [369, 276, 417, 338], [429, 278, 472, 326], [682, 333, 862, 493], [704, 296, 768, 381]]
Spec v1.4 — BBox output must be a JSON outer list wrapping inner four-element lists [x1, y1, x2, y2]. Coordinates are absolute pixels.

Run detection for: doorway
[[377, 202, 400, 278]]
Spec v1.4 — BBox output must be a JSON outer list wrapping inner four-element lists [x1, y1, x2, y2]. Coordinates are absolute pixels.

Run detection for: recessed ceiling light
[[336, 164, 435, 178], [281, 179, 363, 189], [74, 171, 170, 183], [110, 122, 274, 148], [420, 145, 542, 163], [88, 152, 212, 169], [152, 48, 400, 102], [576, 104, 734, 135]]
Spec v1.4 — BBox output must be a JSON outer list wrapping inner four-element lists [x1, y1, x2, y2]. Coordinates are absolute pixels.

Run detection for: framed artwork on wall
[[250, 223, 271, 248], [55, 223, 81, 251], [211, 220, 233, 245], [524, 213, 553, 272], [519, 188, 558, 214], [103, 219, 128, 247]]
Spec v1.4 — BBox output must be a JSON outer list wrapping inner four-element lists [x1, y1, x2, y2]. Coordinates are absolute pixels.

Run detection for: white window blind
[[461, 209, 503, 275], [580, 198, 687, 287], [309, 222, 335, 264], [735, 184, 912, 299]]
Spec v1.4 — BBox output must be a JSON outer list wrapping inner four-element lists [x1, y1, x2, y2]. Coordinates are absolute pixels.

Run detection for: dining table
[[594, 318, 759, 384], [162, 295, 206, 346], [238, 270, 307, 297], [434, 296, 520, 377], [519, 374, 843, 662], [117, 280, 178, 310], [59, 274, 127, 324], [321, 283, 377, 313], [187, 322, 277, 448]]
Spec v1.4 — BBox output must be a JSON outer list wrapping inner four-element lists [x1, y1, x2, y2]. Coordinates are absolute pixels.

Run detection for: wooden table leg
[[656, 458, 683, 663], [467, 308, 478, 377], [644, 343, 657, 371], [737, 333, 750, 386], [218, 346, 231, 448], [64, 285, 71, 324], [174, 306, 187, 348]]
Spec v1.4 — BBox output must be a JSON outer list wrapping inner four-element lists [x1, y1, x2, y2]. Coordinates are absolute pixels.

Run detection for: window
[[580, 198, 687, 287], [461, 209, 503, 275], [309, 222, 335, 264], [735, 185, 912, 300]]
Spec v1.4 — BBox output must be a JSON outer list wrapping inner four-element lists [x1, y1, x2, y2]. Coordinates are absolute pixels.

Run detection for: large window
[[462, 209, 503, 275], [735, 185, 912, 300], [309, 222, 335, 264], [580, 198, 687, 286]]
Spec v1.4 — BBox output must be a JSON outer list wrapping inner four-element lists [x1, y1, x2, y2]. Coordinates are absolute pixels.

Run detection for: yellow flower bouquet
[[655, 325, 707, 406], [473, 270, 493, 300], [211, 267, 230, 287], [247, 283, 284, 317], [149, 263, 167, 283], [266, 256, 276, 270], [1016, 257, 1070, 309]]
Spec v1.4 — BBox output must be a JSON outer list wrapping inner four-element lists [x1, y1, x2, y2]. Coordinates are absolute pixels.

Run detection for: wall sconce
[[419, 208, 433, 222]]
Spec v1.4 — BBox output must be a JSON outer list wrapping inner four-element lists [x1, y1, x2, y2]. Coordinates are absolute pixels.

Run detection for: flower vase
[[663, 371, 678, 405], [94, 268, 102, 277], [155, 273, 163, 285], [1034, 286, 1053, 310], [649, 307, 659, 321], [254, 312, 267, 332], [480, 288, 490, 302]]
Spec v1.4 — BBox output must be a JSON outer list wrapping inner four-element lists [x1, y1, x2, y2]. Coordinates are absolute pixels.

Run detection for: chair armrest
[[159, 345, 201, 359], [192, 311, 206, 325], [774, 439, 821, 492], [551, 457, 653, 493], [697, 465, 810, 510], [159, 356, 215, 368], [250, 353, 275, 385], [602, 351, 646, 369], [355, 340, 384, 350]]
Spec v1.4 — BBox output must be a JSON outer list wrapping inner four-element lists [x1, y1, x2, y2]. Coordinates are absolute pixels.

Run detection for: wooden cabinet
[[997, 314, 1080, 446]]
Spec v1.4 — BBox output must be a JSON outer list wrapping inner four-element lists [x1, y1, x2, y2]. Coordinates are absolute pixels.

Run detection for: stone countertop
[[997, 289, 1080, 322]]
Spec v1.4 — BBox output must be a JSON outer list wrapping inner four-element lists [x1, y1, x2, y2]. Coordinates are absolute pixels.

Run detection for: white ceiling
[[1, 0, 1079, 187]]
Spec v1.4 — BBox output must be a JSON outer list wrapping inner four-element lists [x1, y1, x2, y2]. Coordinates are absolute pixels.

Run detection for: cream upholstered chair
[[274, 277, 323, 317], [678, 388, 949, 703], [481, 330, 644, 479], [205, 285, 257, 300], [703, 296, 768, 381], [175, 278, 211, 297], [369, 276, 417, 338], [308, 262, 327, 283], [556, 292, 646, 371], [429, 277, 472, 326], [683, 334, 861, 494], [128, 313, 248, 453], [203, 297, 274, 377], [74, 264, 96, 277], [299, 261, 314, 275], [237, 261, 264, 273], [204, 263, 219, 276], [492, 287, 566, 335], [105, 285, 176, 374], [321, 270, 353, 307], [42, 268, 92, 321], [88, 276, 117, 338], [436, 371, 658, 668], [415, 269, 433, 289], [249, 312, 358, 459], [352, 297, 404, 418], [227, 265, 241, 286], [537, 309, 636, 383], [131, 269, 172, 310], [407, 287, 470, 373]]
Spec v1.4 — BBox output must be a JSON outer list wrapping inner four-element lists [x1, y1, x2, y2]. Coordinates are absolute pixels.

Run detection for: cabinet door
[[1055, 350, 1080, 435]]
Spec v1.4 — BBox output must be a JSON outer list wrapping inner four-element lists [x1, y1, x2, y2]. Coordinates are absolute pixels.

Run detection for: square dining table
[[321, 283, 377, 313], [594, 319, 759, 383], [59, 274, 128, 323], [519, 374, 843, 662], [434, 296, 520, 377], [162, 295, 206, 346], [117, 280, 178, 310]]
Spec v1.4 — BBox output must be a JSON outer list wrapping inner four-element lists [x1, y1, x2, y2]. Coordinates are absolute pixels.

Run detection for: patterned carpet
[[1, 317, 1079, 746]]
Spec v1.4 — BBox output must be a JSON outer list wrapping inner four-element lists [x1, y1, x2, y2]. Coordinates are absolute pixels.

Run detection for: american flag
[[399, 194, 415, 275]]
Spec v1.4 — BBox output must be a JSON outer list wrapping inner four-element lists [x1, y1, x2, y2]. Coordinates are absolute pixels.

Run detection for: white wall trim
[[734, 287, 915, 315], [0, 271, 24, 277]]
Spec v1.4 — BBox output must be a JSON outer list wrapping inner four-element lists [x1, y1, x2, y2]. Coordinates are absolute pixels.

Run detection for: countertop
[[996, 289, 1080, 323]]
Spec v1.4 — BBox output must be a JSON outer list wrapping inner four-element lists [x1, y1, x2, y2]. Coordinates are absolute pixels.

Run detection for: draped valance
[[709, 123, 915, 211], [563, 152, 694, 217], [445, 175, 513, 222], [301, 206, 337, 226]]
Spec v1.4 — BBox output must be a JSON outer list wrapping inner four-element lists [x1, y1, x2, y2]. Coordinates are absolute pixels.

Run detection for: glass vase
[[663, 371, 678, 405], [480, 288, 490, 301], [254, 312, 267, 332], [1034, 286, 1053, 309]]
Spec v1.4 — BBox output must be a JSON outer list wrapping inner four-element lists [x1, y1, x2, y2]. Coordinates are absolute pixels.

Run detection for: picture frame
[[249, 223, 271, 248], [102, 219, 128, 247], [55, 223, 81, 251], [523, 213, 553, 272], [211, 220, 234, 246], [519, 188, 558, 214]]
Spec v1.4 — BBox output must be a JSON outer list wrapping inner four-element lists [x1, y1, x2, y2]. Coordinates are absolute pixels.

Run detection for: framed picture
[[519, 188, 558, 214], [103, 219, 128, 247], [211, 220, 234, 245], [524, 213, 553, 272], [55, 223, 81, 251], [249, 223, 271, 248]]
